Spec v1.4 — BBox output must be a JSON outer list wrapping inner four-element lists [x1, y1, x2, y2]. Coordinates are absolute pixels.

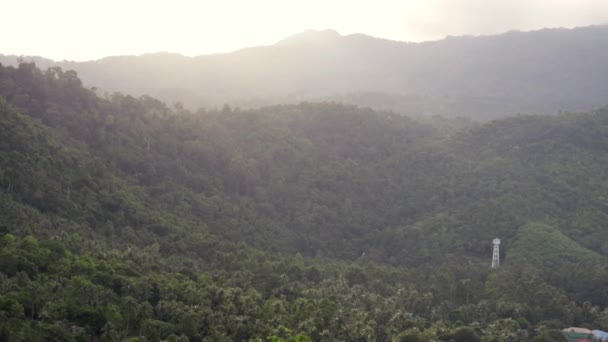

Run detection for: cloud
[[402, 0, 608, 40]]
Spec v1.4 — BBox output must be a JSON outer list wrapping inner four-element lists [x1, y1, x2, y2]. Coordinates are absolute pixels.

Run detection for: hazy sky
[[2, 0, 607, 61]]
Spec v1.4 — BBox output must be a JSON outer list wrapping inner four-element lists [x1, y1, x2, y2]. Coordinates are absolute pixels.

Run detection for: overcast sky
[[2, 0, 607, 61]]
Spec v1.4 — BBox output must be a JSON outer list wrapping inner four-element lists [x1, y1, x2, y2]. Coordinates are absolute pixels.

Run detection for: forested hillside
[[2, 62, 608, 341], [2, 25, 608, 120]]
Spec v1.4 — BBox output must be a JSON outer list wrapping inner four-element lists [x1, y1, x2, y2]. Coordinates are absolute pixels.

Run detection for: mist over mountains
[[3, 21, 608, 340], [2, 25, 608, 120]]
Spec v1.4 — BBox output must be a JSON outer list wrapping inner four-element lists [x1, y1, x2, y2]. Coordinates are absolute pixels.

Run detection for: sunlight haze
[[2, 0, 607, 60], [4, 0, 608, 339]]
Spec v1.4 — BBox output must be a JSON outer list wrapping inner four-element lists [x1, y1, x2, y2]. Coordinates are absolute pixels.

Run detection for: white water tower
[[491, 238, 500, 268]]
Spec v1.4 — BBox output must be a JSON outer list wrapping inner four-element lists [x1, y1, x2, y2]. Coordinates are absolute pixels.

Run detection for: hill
[[2, 62, 608, 340], [510, 223, 601, 265], [2, 25, 608, 120]]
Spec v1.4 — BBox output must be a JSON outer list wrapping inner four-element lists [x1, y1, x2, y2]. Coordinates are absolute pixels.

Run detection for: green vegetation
[[509, 223, 602, 267], [2, 62, 608, 340]]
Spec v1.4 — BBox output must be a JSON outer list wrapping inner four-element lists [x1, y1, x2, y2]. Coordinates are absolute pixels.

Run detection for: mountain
[[2, 62, 608, 340], [2, 25, 608, 120]]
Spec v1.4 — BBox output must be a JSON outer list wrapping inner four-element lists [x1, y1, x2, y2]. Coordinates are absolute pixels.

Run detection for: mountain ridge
[[7, 25, 607, 62]]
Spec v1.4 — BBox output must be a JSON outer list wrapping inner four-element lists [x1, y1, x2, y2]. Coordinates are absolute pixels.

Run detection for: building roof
[[563, 327, 592, 334], [593, 330, 608, 338]]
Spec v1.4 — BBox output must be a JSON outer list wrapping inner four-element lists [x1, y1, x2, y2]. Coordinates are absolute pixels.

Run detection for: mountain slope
[[3, 62, 608, 266], [2, 25, 608, 120]]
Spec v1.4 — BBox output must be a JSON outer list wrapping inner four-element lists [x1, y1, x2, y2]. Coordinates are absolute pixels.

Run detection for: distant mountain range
[[2, 25, 608, 120]]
